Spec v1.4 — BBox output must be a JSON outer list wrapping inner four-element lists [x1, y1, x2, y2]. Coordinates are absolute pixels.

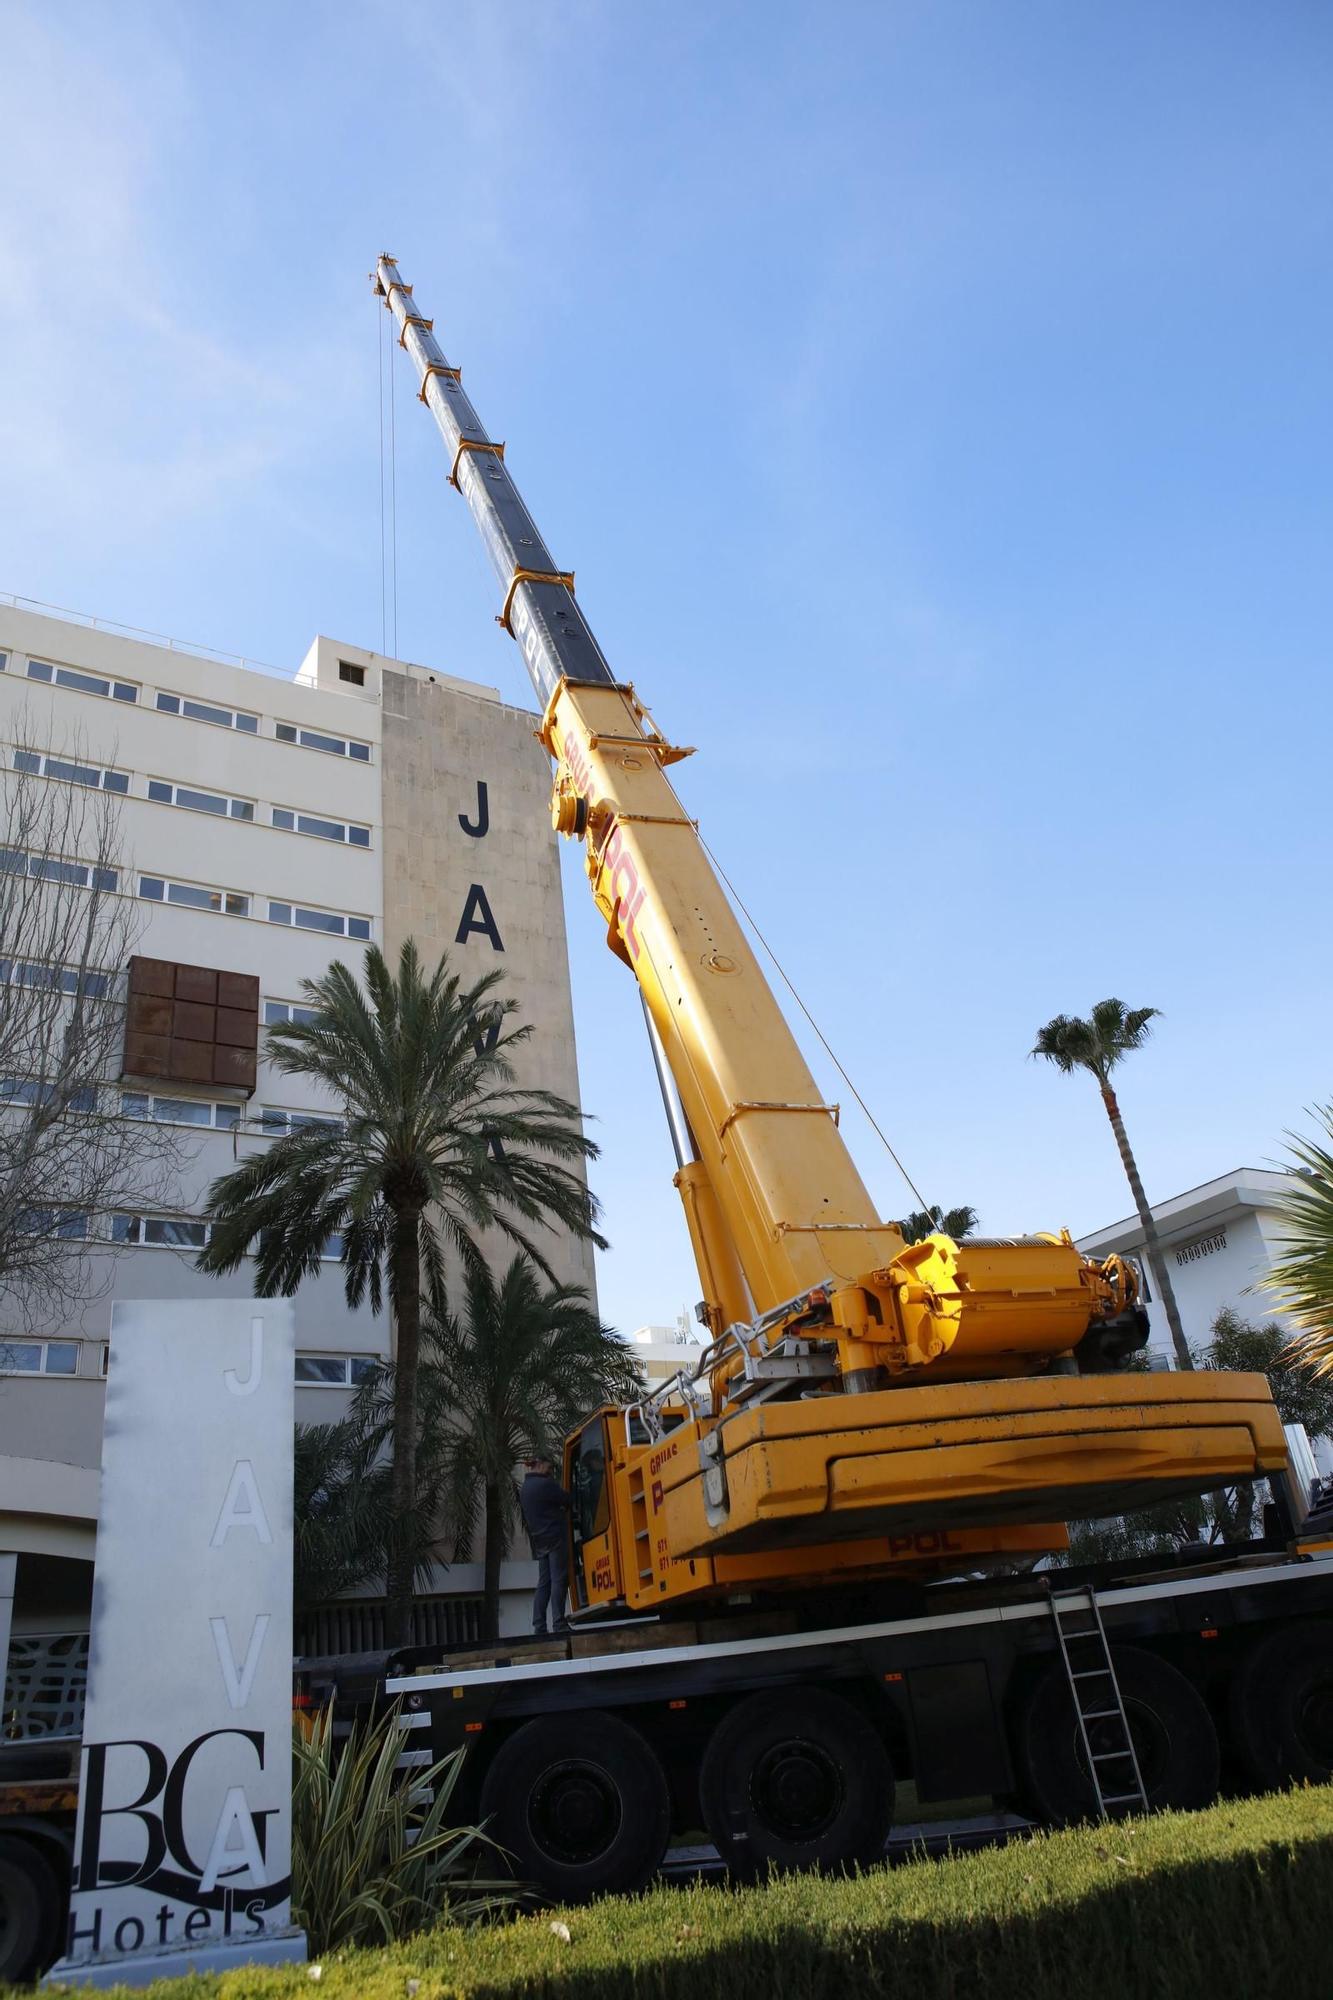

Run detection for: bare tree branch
[[0, 712, 187, 1330]]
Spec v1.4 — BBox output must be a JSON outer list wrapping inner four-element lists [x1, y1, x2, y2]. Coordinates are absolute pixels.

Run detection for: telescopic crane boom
[[374, 257, 1288, 1609], [372, 256, 1133, 1385]]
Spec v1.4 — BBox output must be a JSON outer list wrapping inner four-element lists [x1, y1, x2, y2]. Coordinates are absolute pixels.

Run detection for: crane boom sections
[[374, 257, 615, 709], [374, 256, 1148, 1407], [374, 257, 911, 1350]]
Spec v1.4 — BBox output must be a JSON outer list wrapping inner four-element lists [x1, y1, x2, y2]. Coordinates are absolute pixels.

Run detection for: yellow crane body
[[566, 1370, 1288, 1615], [374, 256, 1294, 1618]]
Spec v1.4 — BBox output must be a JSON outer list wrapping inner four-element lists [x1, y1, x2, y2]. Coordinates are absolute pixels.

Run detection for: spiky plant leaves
[[291, 1701, 514, 1954]]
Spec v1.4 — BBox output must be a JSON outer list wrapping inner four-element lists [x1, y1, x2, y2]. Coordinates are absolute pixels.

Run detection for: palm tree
[[357, 1256, 643, 1641], [1031, 998, 1191, 1370], [198, 940, 604, 1646], [897, 1204, 979, 1246], [292, 1419, 394, 1611], [1260, 1107, 1333, 1378]]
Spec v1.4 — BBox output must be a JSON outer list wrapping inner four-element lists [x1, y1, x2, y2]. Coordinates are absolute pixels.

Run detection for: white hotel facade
[[0, 600, 596, 1704]]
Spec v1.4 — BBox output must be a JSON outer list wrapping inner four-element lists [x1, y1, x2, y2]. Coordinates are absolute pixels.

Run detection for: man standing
[[521, 1455, 572, 1636]]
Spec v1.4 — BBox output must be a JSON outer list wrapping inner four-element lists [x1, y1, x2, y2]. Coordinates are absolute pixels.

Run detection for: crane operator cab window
[[569, 1414, 612, 1609]]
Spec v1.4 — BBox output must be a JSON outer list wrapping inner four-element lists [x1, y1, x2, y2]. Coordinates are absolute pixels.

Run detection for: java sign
[[45, 1299, 306, 1986]]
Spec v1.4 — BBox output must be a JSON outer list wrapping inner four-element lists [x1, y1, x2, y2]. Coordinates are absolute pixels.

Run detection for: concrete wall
[[379, 662, 595, 1297]]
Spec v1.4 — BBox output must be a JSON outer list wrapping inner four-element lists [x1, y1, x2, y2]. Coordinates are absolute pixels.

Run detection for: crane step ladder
[[1046, 1586, 1149, 1818]]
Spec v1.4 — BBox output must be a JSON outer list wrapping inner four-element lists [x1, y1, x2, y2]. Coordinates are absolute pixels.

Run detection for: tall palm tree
[[1031, 998, 1191, 1370], [1260, 1106, 1333, 1378], [897, 1204, 979, 1246], [198, 940, 604, 1646], [357, 1256, 643, 1641]]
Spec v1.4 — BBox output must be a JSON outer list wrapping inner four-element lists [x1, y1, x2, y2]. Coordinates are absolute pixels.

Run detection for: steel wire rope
[[376, 298, 387, 654], [690, 820, 932, 1218], [389, 317, 399, 660]]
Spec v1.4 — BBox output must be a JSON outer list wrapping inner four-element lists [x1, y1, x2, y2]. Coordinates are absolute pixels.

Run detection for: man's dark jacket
[[520, 1470, 570, 1549]]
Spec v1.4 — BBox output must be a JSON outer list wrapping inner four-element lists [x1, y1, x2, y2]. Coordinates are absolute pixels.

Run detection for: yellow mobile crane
[[373, 259, 1287, 1619]]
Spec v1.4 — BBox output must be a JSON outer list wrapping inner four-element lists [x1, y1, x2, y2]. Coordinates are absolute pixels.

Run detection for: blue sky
[[2, 1, 1330, 1338]]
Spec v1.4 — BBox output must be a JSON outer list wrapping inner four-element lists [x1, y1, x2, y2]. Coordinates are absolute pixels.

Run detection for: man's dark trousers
[[533, 1533, 570, 1634]]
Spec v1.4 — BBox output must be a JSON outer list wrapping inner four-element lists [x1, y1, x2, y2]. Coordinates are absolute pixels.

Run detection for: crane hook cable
[[694, 825, 933, 1218], [376, 295, 387, 655]]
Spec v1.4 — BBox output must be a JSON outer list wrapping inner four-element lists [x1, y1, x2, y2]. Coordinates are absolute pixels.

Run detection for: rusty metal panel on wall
[[123, 958, 259, 1096]]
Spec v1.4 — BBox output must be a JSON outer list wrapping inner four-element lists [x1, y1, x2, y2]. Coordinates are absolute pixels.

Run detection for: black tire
[[0, 1835, 62, 1983], [478, 1711, 670, 1902], [1229, 1620, 1333, 1791], [1016, 1644, 1219, 1824], [698, 1687, 893, 1881]]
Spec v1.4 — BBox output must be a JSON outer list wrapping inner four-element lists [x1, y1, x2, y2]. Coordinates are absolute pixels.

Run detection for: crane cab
[[566, 1409, 619, 1613], [565, 1402, 701, 1617]]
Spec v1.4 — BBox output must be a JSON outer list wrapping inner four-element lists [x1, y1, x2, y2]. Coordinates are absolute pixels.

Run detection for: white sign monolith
[[43, 1300, 306, 1987]]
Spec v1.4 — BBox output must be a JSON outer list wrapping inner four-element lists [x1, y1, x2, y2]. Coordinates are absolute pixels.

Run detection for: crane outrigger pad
[[655, 1372, 1289, 1557]]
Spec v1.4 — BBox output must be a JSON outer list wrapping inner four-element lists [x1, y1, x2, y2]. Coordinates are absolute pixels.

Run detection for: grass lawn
[[31, 1784, 1333, 2000]]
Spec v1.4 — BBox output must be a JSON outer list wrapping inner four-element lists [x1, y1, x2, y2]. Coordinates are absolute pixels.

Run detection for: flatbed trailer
[[386, 1539, 1333, 1900]]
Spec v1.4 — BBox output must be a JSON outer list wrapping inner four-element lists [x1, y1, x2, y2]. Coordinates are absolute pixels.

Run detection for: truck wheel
[[1229, 1620, 1333, 1790], [478, 1711, 670, 1902], [698, 1687, 893, 1881], [1016, 1645, 1219, 1824], [0, 1835, 62, 1982]]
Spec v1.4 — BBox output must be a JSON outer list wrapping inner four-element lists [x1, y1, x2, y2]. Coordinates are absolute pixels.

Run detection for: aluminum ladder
[[1047, 1585, 1149, 1818]]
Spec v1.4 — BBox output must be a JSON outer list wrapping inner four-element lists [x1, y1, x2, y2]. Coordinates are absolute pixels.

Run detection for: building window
[[296, 1352, 379, 1386], [155, 691, 259, 733], [110, 1214, 338, 1258], [24, 658, 138, 703], [11, 748, 129, 794], [147, 779, 254, 821], [266, 901, 370, 940], [111, 1214, 211, 1249], [255, 1106, 342, 1138], [272, 807, 370, 847], [337, 662, 366, 687], [1, 1077, 98, 1113], [0, 960, 110, 999], [275, 721, 371, 762], [1175, 1231, 1229, 1268], [0, 1337, 79, 1376], [18, 1209, 89, 1239], [258, 1227, 344, 1261], [264, 998, 319, 1027], [0, 850, 117, 893], [139, 875, 250, 917], [121, 1092, 241, 1129]]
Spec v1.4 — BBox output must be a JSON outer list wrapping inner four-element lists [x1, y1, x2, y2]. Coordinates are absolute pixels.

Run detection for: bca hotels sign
[[46, 1300, 305, 1986]]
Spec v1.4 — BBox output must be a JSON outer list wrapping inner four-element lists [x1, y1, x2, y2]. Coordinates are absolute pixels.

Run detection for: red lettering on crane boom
[[601, 826, 646, 961]]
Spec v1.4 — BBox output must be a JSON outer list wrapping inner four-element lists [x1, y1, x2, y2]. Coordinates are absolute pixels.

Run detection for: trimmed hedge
[[35, 1785, 1333, 2000]]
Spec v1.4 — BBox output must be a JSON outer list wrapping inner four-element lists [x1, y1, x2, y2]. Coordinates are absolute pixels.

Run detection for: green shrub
[[291, 1701, 512, 1953]]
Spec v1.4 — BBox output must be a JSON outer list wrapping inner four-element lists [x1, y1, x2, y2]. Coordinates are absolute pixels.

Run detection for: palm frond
[[1032, 998, 1161, 1085], [1260, 1109, 1333, 1378], [198, 940, 606, 1637]]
